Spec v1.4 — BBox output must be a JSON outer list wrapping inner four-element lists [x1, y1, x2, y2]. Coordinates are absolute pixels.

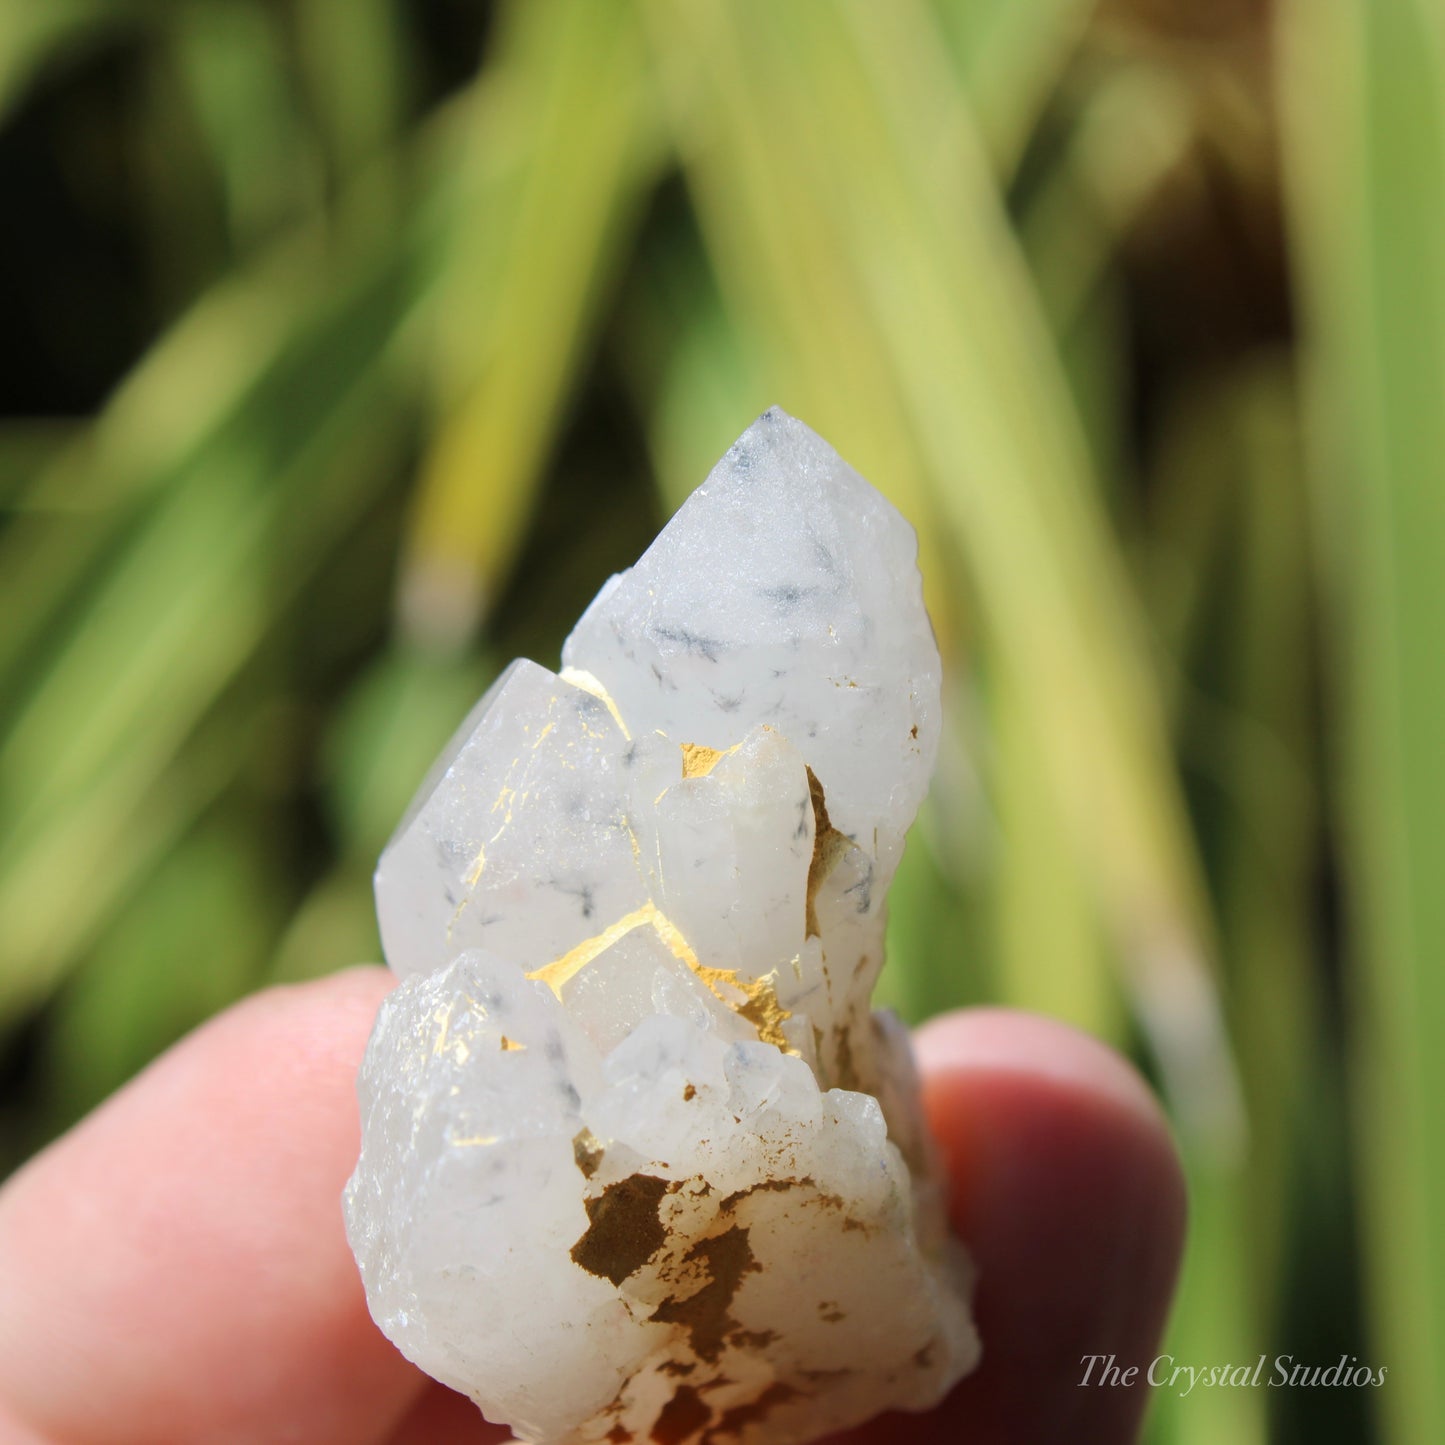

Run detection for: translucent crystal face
[[346, 409, 978, 1445]]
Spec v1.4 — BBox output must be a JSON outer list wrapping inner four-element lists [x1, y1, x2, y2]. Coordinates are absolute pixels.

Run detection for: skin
[[0, 968, 1186, 1445]]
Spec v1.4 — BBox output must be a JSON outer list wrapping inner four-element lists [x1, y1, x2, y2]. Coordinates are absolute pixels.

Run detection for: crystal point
[[347, 409, 979, 1444]]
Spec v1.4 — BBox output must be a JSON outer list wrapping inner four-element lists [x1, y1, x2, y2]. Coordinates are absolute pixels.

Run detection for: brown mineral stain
[[799, 1368, 850, 1385], [498, 1035, 525, 1051], [650, 1226, 758, 1363], [651, 1384, 711, 1444], [658, 1359, 696, 1377], [605, 1427, 633, 1443], [728, 1327, 778, 1350], [914, 1344, 935, 1369], [832, 1024, 861, 1092], [571, 1173, 670, 1286], [818, 1302, 845, 1323], [703, 1382, 799, 1441], [573, 1128, 605, 1180], [804, 767, 851, 938], [718, 1176, 814, 1213], [682, 1083, 697, 1101], [758, 1183, 870, 1236]]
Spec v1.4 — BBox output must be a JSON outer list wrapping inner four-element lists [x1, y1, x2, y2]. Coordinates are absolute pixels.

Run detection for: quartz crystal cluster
[[345, 409, 980, 1444]]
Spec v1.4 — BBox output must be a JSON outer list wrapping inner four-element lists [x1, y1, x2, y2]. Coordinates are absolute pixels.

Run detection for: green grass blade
[[1280, 2, 1445, 1437], [991, 666, 1121, 1037], [0, 356, 412, 1026], [0, 105, 462, 1022], [933, 0, 1094, 175], [397, 0, 665, 648], [43, 817, 272, 1134], [0, 421, 81, 510], [294, 0, 407, 187], [1143, 359, 1319, 1445], [0, 0, 130, 123], [1019, 62, 1194, 337], [169, 0, 322, 252], [612, 217, 770, 515]]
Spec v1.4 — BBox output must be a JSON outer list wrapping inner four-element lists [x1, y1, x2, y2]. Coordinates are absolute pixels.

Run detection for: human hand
[[0, 968, 1184, 1445]]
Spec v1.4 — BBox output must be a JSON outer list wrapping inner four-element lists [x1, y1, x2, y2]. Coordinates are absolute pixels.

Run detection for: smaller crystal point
[[348, 410, 978, 1445]]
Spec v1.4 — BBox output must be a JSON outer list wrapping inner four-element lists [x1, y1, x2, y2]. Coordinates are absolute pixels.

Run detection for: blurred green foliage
[[0, 3, 1439, 1441]]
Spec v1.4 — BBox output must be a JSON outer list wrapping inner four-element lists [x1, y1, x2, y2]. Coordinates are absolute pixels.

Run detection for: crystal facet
[[346, 408, 980, 1444]]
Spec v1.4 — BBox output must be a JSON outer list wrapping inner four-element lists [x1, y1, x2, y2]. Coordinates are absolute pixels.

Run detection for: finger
[[384, 1382, 508, 1445], [842, 1008, 1186, 1444], [0, 967, 430, 1445], [0, 1403, 51, 1445]]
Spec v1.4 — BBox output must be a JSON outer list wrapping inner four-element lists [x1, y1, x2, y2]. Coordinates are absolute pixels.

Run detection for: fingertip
[[914, 1007, 1177, 1152], [384, 1382, 514, 1445], [222, 963, 396, 1055], [908, 1007, 1187, 1444], [0, 965, 418, 1445]]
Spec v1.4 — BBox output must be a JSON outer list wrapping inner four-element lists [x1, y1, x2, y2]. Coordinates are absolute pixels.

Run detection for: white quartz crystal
[[346, 409, 980, 1444]]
